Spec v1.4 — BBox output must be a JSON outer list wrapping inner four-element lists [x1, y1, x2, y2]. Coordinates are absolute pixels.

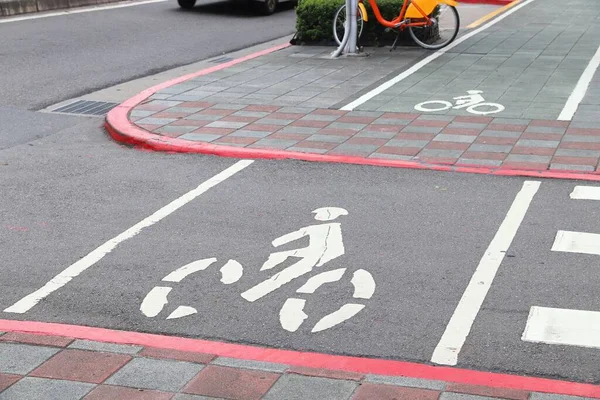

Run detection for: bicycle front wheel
[[333, 4, 364, 46], [409, 4, 459, 50]]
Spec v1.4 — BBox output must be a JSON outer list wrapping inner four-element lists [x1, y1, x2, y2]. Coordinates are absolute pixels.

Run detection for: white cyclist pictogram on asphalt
[[140, 207, 376, 333], [415, 90, 505, 115]]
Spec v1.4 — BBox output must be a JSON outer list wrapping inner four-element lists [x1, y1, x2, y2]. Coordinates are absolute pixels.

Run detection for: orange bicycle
[[333, 0, 459, 50]]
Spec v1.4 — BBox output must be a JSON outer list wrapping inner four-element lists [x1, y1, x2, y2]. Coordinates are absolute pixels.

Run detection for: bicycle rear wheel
[[409, 4, 459, 50], [333, 4, 365, 46]]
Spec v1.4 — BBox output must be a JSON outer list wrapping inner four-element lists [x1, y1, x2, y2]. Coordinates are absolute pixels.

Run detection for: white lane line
[[558, 45, 600, 121], [340, 0, 538, 111], [522, 306, 600, 349], [431, 180, 541, 366], [570, 185, 600, 201], [0, 0, 167, 24], [4, 160, 254, 314], [552, 230, 600, 256]]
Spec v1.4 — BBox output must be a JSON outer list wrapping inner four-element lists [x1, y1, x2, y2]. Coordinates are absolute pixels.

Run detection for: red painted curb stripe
[[0, 320, 599, 398]]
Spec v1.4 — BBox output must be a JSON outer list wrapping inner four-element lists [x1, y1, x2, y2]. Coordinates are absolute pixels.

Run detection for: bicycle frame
[[360, 0, 456, 30]]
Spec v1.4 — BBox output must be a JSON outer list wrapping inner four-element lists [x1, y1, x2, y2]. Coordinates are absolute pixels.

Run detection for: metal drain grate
[[52, 100, 118, 116], [210, 56, 234, 64]]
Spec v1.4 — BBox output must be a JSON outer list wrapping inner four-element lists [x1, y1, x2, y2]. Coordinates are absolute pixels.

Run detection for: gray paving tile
[[331, 143, 380, 154], [67, 340, 142, 355], [262, 374, 358, 400], [469, 144, 513, 153], [229, 130, 272, 138], [206, 121, 248, 129], [212, 357, 288, 373], [369, 152, 414, 161], [387, 139, 429, 148], [525, 125, 566, 134], [458, 158, 503, 166], [562, 135, 600, 143], [515, 139, 560, 148], [252, 139, 298, 148], [130, 110, 156, 118], [480, 130, 522, 138], [506, 154, 551, 163], [555, 149, 600, 158], [256, 118, 295, 126], [136, 117, 177, 126], [433, 134, 477, 143], [0, 343, 59, 374], [530, 393, 596, 400], [305, 134, 348, 143], [233, 111, 270, 118], [106, 357, 203, 392], [328, 122, 367, 131], [0, 377, 94, 400], [178, 133, 222, 142], [365, 374, 446, 390], [550, 164, 596, 172]]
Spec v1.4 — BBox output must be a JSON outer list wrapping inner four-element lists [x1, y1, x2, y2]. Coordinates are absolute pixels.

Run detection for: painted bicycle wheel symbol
[[140, 207, 376, 333], [415, 90, 505, 115]]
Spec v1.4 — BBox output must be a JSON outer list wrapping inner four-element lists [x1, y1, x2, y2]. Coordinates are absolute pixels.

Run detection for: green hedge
[[294, 0, 438, 46]]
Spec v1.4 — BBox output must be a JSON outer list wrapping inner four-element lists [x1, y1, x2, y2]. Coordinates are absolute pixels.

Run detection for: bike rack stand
[[331, 0, 365, 58]]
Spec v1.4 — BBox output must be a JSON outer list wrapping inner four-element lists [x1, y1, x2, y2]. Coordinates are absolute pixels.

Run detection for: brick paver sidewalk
[[130, 99, 600, 174], [0, 330, 591, 400]]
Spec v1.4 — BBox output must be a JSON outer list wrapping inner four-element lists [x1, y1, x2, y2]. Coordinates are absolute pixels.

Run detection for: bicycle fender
[[405, 0, 455, 18], [439, 0, 457, 6], [358, 3, 368, 21]]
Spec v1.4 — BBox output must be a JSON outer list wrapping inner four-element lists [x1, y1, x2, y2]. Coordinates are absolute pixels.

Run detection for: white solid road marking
[[163, 258, 217, 283], [140, 286, 172, 318], [312, 304, 365, 333], [167, 306, 198, 320], [570, 186, 600, 201], [522, 306, 600, 349], [558, 45, 600, 121], [552, 231, 600, 256], [340, 0, 538, 111], [4, 160, 254, 314], [280, 298, 308, 332], [0, 0, 167, 24], [220, 260, 243, 284], [431, 180, 541, 366], [351, 269, 376, 299], [297, 268, 346, 294]]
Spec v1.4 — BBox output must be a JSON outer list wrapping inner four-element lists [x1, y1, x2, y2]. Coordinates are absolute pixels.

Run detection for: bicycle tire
[[333, 4, 365, 46], [409, 5, 459, 50]]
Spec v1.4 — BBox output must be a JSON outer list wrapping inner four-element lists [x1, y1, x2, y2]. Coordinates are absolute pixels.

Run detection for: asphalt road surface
[[0, 0, 296, 149], [1, 121, 599, 383]]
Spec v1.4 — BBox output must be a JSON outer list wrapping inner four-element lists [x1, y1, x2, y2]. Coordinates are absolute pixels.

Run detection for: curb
[[0, 0, 125, 16], [1, 319, 600, 398], [105, 44, 600, 182]]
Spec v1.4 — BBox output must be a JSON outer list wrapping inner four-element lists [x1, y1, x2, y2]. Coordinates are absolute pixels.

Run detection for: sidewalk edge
[[105, 42, 600, 182], [1, 319, 599, 398]]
